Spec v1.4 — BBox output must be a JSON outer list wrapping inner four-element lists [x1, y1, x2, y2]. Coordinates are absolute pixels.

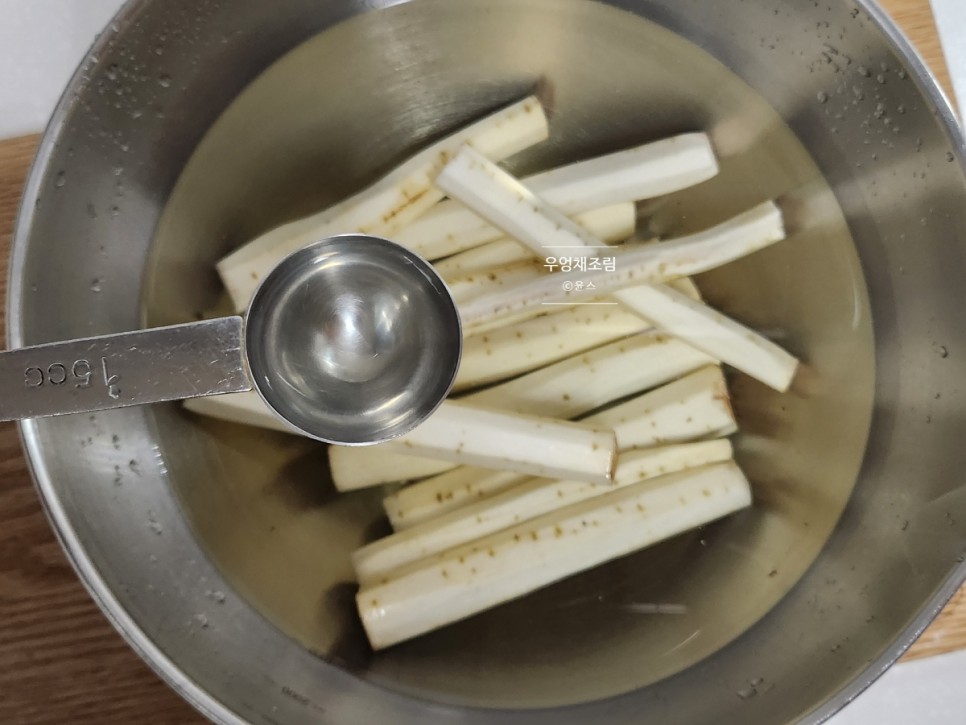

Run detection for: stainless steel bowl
[[9, 0, 966, 723]]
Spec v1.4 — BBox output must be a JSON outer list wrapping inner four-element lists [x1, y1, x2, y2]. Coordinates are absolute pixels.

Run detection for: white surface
[[0, 1, 963, 722], [830, 649, 966, 724], [0, 0, 126, 138], [931, 0, 966, 115]]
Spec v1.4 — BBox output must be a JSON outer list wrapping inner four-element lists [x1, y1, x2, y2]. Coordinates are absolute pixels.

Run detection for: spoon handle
[[0, 317, 251, 422]]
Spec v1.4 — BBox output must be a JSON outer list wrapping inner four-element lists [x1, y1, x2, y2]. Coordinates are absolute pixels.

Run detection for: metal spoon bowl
[[0, 235, 462, 445], [246, 236, 461, 444]]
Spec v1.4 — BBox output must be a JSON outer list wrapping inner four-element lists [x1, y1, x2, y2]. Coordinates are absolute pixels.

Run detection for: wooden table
[[0, 1, 964, 722]]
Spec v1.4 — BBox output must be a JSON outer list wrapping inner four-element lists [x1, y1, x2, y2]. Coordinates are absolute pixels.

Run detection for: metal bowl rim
[[5, 1, 966, 723]]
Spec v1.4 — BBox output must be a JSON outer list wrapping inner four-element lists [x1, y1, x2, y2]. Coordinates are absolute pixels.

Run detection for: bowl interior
[[143, 0, 874, 708]]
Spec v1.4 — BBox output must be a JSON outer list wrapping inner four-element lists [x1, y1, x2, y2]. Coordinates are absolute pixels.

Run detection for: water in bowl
[[142, 0, 874, 709]]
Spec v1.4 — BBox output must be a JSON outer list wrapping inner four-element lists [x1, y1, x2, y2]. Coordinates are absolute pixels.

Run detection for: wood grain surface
[[0, 1, 962, 722]]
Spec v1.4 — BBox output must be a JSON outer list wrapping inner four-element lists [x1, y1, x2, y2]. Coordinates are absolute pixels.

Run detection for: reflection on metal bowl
[[9, 0, 966, 723]]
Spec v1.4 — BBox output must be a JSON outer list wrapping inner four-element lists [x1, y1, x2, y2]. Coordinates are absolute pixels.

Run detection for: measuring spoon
[[0, 235, 462, 445]]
